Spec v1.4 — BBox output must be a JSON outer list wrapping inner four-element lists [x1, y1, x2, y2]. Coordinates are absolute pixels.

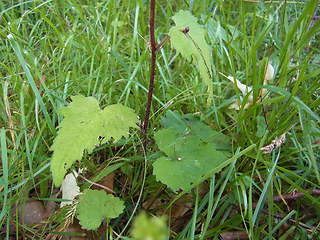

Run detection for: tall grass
[[0, 0, 319, 239]]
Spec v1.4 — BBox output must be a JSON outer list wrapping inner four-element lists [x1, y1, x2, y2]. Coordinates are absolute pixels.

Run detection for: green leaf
[[153, 128, 227, 191], [50, 95, 138, 187], [160, 110, 231, 150], [77, 189, 125, 230], [153, 111, 230, 191], [168, 10, 213, 107], [131, 213, 168, 240], [154, 128, 180, 159], [99, 104, 139, 143]]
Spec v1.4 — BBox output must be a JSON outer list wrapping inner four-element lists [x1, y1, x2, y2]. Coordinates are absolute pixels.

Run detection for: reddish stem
[[155, 35, 170, 53], [143, 0, 157, 151]]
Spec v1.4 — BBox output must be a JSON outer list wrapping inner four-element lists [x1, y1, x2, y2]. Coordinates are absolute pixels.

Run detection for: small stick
[[273, 188, 320, 202], [155, 35, 170, 53], [78, 174, 115, 194]]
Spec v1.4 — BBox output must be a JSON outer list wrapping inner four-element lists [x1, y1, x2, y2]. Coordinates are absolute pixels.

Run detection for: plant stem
[[155, 35, 170, 53], [143, 0, 156, 151]]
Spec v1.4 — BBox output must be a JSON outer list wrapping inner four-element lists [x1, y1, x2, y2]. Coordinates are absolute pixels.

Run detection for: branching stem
[[155, 35, 170, 53]]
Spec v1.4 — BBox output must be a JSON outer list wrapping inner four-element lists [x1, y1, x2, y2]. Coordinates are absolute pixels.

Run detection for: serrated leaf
[[153, 129, 227, 191], [100, 104, 139, 143], [50, 95, 138, 187], [168, 10, 213, 106], [77, 189, 124, 230]]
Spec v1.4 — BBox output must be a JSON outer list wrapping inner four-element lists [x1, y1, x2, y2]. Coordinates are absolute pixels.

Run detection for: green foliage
[[50, 95, 138, 187], [77, 189, 125, 230], [153, 111, 229, 191], [168, 10, 213, 107], [1, 0, 320, 239], [160, 110, 231, 150], [131, 212, 168, 240]]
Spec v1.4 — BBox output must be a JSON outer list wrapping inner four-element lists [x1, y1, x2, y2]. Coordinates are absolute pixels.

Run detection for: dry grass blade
[[261, 123, 298, 154]]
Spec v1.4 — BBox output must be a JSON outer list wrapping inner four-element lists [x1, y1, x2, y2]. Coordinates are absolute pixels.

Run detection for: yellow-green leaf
[[50, 95, 138, 187], [168, 10, 213, 107]]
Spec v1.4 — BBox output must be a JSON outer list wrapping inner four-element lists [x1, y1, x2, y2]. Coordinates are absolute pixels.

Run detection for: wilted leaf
[[226, 59, 274, 110], [227, 76, 253, 102], [61, 172, 80, 208], [265, 62, 274, 82]]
